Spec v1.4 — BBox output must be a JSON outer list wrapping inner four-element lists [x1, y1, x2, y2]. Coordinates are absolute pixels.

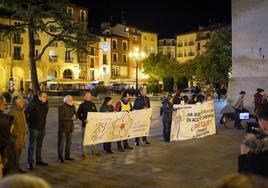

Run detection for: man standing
[[134, 88, 151, 145], [77, 92, 97, 158], [233, 91, 247, 130], [115, 92, 134, 151], [25, 91, 48, 170], [58, 95, 76, 163], [8, 96, 27, 173]]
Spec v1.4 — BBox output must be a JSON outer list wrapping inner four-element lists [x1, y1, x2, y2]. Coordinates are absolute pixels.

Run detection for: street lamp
[[129, 47, 146, 96]]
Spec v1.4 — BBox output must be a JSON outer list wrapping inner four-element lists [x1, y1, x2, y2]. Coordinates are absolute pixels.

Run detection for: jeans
[[27, 128, 45, 164], [58, 131, 72, 159], [103, 142, 112, 152], [135, 136, 147, 144], [163, 117, 171, 141]]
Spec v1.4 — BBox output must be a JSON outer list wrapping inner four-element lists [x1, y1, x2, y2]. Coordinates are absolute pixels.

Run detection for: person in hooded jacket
[[99, 97, 114, 154], [161, 95, 173, 142], [254, 88, 264, 113], [24, 91, 48, 170]]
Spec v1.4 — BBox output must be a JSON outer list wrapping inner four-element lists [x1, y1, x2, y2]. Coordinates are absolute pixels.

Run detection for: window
[[102, 67, 107, 73], [90, 70, 94, 80], [65, 50, 72, 62], [0, 41, 7, 58], [90, 47, 94, 55], [35, 49, 38, 57], [172, 40, 175, 46], [103, 54, 107, 64], [13, 47, 22, 59], [90, 58, 94, 68], [197, 43, 201, 51], [113, 53, 118, 62], [67, 7, 73, 18], [80, 10, 86, 21], [144, 46, 148, 52], [163, 40, 166, 46], [144, 36, 147, 40], [122, 42, 127, 51], [13, 33, 22, 44], [112, 66, 119, 76], [112, 40, 117, 50], [133, 36, 138, 44], [123, 54, 127, 63]]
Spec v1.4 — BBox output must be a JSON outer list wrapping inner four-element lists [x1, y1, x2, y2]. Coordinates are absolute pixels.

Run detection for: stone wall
[[229, 0, 268, 110]]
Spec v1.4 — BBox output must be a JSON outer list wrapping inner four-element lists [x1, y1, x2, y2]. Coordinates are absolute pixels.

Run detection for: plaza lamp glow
[[129, 47, 146, 96]]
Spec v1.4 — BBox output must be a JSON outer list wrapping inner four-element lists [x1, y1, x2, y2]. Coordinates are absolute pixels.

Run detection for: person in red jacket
[[114, 92, 134, 152]]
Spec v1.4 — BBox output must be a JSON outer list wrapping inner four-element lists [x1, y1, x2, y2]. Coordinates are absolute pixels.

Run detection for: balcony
[[49, 56, 58, 62], [177, 43, 183, 47], [12, 37, 23, 44], [35, 39, 41, 46], [78, 57, 87, 64], [188, 41, 194, 46], [177, 53, 183, 57], [0, 52, 6, 58], [65, 57, 74, 63], [184, 42, 188, 46], [12, 53, 24, 60], [188, 52, 195, 56]]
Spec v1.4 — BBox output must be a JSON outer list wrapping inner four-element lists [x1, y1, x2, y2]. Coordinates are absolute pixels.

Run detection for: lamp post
[[129, 47, 145, 97]]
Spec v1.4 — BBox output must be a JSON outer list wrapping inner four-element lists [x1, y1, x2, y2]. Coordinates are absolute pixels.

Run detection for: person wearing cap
[[134, 88, 151, 145], [254, 88, 265, 113], [114, 92, 134, 152], [99, 97, 114, 154], [233, 91, 247, 130]]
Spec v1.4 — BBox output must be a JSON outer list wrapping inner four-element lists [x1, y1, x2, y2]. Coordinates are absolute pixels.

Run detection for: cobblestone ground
[[19, 100, 244, 188]]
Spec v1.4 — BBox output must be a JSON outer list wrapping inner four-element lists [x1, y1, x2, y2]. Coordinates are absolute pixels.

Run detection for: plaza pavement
[[19, 99, 245, 188]]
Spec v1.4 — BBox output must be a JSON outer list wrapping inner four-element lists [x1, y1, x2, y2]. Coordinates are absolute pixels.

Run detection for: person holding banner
[[58, 95, 76, 163], [161, 95, 173, 142], [115, 92, 134, 152], [99, 97, 114, 154], [134, 88, 151, 145], [77, 92, 98, 158]]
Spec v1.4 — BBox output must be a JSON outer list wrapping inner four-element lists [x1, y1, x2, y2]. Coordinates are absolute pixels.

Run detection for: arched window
[[63, 69, 73, 79]]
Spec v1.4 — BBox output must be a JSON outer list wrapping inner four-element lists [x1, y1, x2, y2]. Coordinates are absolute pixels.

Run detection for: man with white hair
[[58, 95, 76, 163]]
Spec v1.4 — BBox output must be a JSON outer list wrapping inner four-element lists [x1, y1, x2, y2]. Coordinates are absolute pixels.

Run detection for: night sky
[[74, 0, 231, 38]]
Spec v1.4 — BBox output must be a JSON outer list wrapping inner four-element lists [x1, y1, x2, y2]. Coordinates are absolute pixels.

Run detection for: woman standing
[[99, 97, 114, 153]]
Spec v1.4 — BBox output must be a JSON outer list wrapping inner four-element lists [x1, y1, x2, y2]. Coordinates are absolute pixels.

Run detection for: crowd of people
[[1, 86, 268, 182], [0, 88, 153, 176]]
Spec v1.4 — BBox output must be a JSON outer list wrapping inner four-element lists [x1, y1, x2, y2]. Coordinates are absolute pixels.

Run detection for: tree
[[193, 30, 231, 84], [0, 0, 98, 94]]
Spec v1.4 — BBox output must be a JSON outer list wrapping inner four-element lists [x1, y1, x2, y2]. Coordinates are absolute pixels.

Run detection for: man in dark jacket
[[77, 92, 97, 158], [134, 88, 151, 145], [238, 103, 268, 177], [58, 95, 76, 163], [0, 96, 18, 176], [24, 91, 48, 170]]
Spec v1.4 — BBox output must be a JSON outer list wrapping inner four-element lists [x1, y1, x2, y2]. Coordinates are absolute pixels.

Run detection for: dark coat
[[58, 103, 76, 133], [99, 104, 114, 112], [0, 110, 18, 176], [77, 100, 97, 127], [133, 95, 150, 110], [24, 95, 48, 130], [161, 99, 173, 120], [238, 150, 268, 177]]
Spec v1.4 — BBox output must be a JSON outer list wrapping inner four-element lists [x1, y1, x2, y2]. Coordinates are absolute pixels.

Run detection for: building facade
[[158, 39, 176, 58], [176, 32, 197, 63], [0, 4, 89, 93]]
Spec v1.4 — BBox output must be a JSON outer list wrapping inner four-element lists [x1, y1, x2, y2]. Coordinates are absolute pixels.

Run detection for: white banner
[[170, 101, 216, 141], [83, 108, 152, 145]]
